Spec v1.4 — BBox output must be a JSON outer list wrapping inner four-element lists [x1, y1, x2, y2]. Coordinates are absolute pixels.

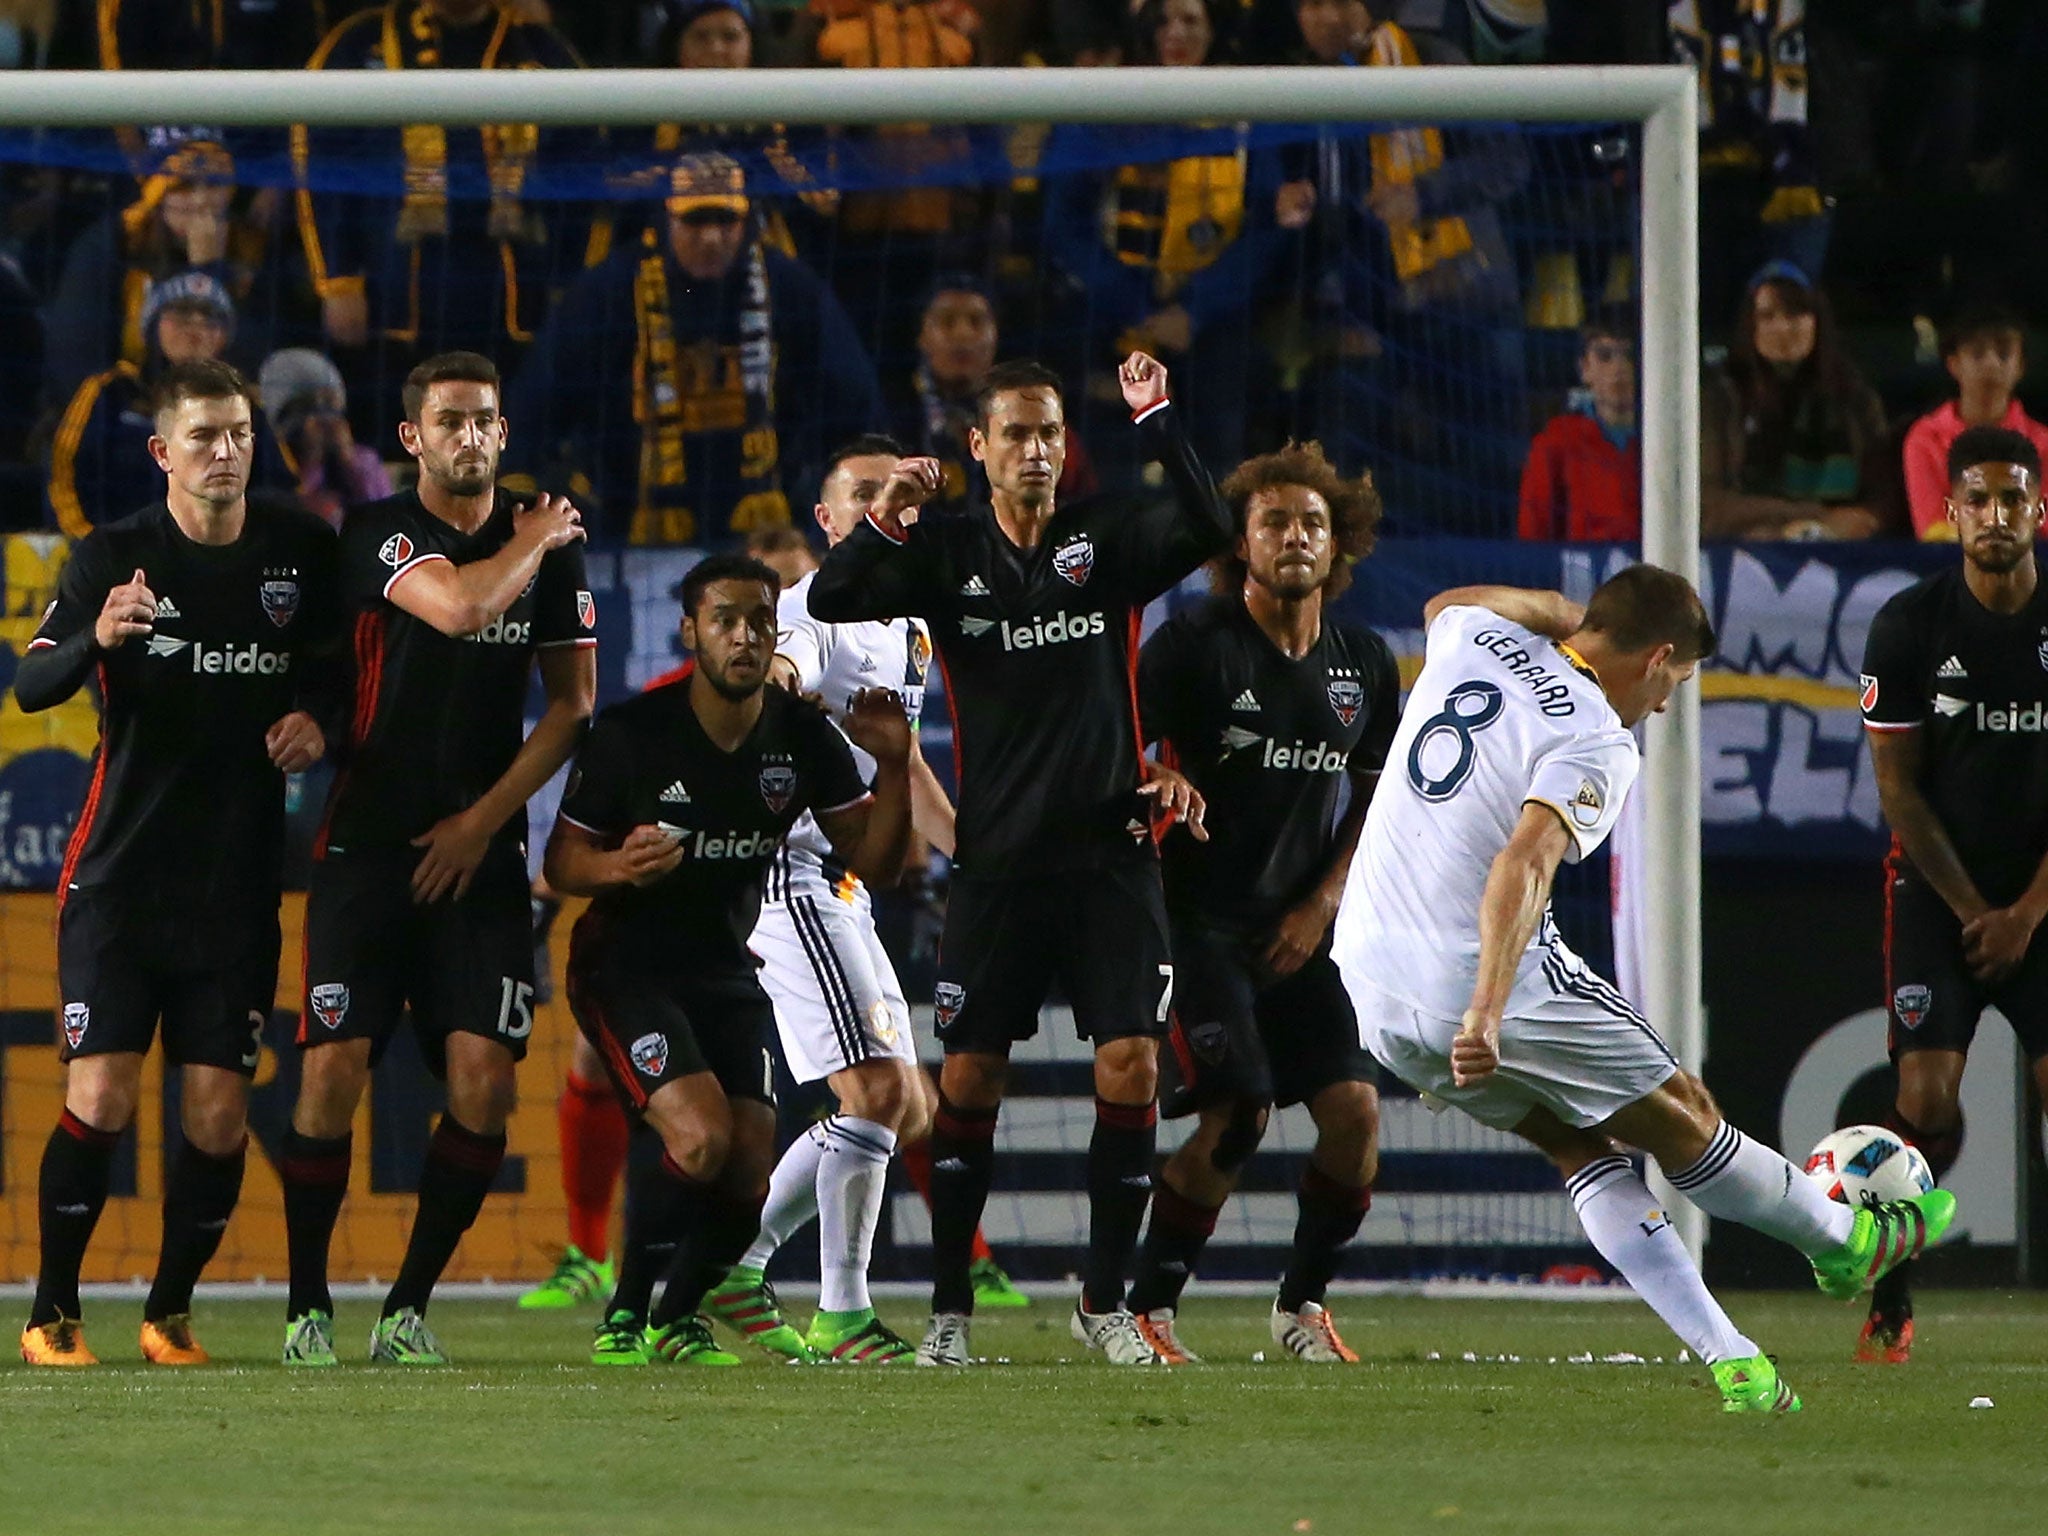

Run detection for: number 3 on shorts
[[496, 977, 535, 1040], [1156, 963, 1175, 1025]]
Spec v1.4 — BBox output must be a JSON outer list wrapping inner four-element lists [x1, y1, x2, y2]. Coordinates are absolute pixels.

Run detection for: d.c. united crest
[[630, 1032, 669, 1078], [1052, 533, 1095, 587], [1327, 676, 1364, 727], [260, 578, 300, 628], [759, 762, 797, 813]]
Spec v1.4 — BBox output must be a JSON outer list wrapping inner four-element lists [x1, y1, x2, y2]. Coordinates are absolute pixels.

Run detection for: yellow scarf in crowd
[[1108, 147, 1247, 299], [1366, 23, 1474, 285]]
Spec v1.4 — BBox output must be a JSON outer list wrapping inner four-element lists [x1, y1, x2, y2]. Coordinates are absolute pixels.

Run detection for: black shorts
[[1161, 921, 1376, 1113], [299, 843, 535, 1076], [932, 853, 1172, 1054], [1885, 869, 2048, 1061], [57, 888, 280, 1076], [566, 925, 776, 1111]]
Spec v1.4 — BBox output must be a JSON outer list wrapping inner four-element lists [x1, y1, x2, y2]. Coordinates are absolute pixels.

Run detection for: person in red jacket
[[1517, 315, 1639, 542]]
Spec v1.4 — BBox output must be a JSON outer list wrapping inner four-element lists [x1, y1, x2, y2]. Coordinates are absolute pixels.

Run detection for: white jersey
[[764, 569, 932, 903], [1332, 604, 1640, 1022]]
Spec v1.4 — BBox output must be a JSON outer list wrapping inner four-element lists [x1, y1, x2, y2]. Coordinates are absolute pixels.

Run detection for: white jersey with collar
[[1331, 603, 1641, 1021], [765, 569, 932, 902]]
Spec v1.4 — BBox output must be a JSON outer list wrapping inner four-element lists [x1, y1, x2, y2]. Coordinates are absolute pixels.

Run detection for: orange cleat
[[140, 1315, 210, 1366], [1854, 1314, 1913, 1365], [20, 1318, 98, 1367]]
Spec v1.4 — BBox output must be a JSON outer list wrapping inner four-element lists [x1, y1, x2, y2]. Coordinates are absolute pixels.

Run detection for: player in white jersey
[[699, 435, 962, 1363], [1332, 567, 1957, 1414]]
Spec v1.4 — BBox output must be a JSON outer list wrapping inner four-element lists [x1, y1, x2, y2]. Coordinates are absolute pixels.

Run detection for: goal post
[[0, 62, 1705, 1265]]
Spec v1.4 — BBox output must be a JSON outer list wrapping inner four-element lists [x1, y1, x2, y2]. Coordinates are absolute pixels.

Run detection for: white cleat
[[1270, 1299, 1360, 1363], [916, 1311, 972, 1367], [1070, 1301, 1166, 1365]]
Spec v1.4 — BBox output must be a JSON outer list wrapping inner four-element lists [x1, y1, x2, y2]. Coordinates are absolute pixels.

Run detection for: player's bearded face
[[152, 394, 254, 508], [1242, 486, 1333, 598], [685, 581, 778, 700], [1950, 463, 2041, 573], [971, 387, 1066, 509], [409, 383, 505, 496]]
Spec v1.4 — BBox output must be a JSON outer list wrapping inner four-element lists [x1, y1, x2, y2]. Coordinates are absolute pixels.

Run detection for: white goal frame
[[0, 64, 1704, 1256]]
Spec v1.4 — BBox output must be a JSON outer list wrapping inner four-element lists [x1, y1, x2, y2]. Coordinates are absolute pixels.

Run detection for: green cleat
[[703, 1267, 818, 1361], [647, 1315, 742, 1366], [282, 1310, 338, 1368], [591, 1310, 650, 1366], [1713, 1353, 1801, 1414], [805, 1310, 916, 1364], [517, 1245, 614, 1311], [1812, 1190, 1956, 1301], [970, 1256, 1031, 1310], [368, 1307, 448, 1366]]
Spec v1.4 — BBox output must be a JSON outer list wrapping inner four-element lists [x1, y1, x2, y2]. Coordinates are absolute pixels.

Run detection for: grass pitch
[[3, 1291, 2044, 1535]]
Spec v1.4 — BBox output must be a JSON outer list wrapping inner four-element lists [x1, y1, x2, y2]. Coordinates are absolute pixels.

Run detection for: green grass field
[[4, 1291, 2044, 1535]]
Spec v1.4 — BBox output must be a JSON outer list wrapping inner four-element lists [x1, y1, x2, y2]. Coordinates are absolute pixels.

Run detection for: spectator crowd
[[1, 0, 2044, 547]]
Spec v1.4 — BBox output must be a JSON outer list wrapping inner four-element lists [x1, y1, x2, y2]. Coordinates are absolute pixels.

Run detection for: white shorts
[[750, 892, 916, 1084], [1339, 952, 1680, 1133]]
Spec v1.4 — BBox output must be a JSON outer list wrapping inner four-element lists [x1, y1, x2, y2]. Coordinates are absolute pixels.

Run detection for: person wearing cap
[[48, 270, 292, 538], [293, 1, 595, 371], [1701, 262, 1885, 541], [259, 348, 396, 530], [896, 273, 1098, 511], [507, 153, 883, 545], [45, 130, 260, 401]]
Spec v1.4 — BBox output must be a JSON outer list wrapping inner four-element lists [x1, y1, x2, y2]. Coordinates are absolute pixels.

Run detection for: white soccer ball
[[1803, 1124, 1935, 1208]]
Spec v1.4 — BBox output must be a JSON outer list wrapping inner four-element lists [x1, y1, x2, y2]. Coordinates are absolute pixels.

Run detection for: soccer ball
[[1803, 1125, 1936, 1208]]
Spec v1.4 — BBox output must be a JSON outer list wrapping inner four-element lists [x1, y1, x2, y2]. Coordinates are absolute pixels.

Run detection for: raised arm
[[806, 461, 944, 623], [14, 542, 132, 713], [383, 495, 586, 639], [1423, 585, 1584, 640], [1120, 352, 1233, 557]]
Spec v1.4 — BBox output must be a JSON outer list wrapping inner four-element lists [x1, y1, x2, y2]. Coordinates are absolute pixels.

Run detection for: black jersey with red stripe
[[15, 500, 340, 913], [807, 402, 1230, 875], [320, 489, 596, 854]]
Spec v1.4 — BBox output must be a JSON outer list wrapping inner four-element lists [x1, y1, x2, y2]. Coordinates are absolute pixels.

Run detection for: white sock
[[741, 1121, 828, 1272], [1665, 1121, 1855, 1255], [1567, 1155, 1756, 1364], [817, 1116, 897, 1315]]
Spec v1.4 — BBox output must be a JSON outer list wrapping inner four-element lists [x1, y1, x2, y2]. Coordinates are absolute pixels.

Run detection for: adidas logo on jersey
[[857, 653, 879, 675], [1231, 689, 1259, 712], [658, 781, 691, 805], [153, 596, 181, 619], [146, 635, 292, 675], [1937, 655, 1968, 680], [962, 609, 1107, 651], [959, 574, 991, 597]]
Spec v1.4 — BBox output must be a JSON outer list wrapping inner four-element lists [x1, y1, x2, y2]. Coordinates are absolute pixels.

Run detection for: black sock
[[610, 1143, 703, 1323], [29, 1110, 122, 1328], [280, 1129, 352, 1320], [1277, 1162, 1372, 1313], [1127, 1174, 1221, 1314], [1083, 1096, 1157, 1316], [382, 1115, 506, 1319], [145, 1138, 247, 1322], [929, 1091, 998, 1315], [1871, 1110, 1962, 1322], [650, 1186, 764, 1330]]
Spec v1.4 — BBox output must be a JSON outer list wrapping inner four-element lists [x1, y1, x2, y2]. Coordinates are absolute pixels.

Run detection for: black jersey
[[559, 682, 872, 974], [806, 402, 1230, 875], [1862, 565, 2048, 904], [1140, 594, 1400, 936], [16, 501, 340, 913], [319, 489, 597, 854]]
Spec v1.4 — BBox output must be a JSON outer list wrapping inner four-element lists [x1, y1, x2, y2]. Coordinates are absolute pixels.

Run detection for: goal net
[[0, 61, 1698, 1288]]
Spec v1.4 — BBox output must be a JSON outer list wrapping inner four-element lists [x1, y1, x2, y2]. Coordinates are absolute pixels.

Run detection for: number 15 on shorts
[[496, 977, 535, 1040]]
